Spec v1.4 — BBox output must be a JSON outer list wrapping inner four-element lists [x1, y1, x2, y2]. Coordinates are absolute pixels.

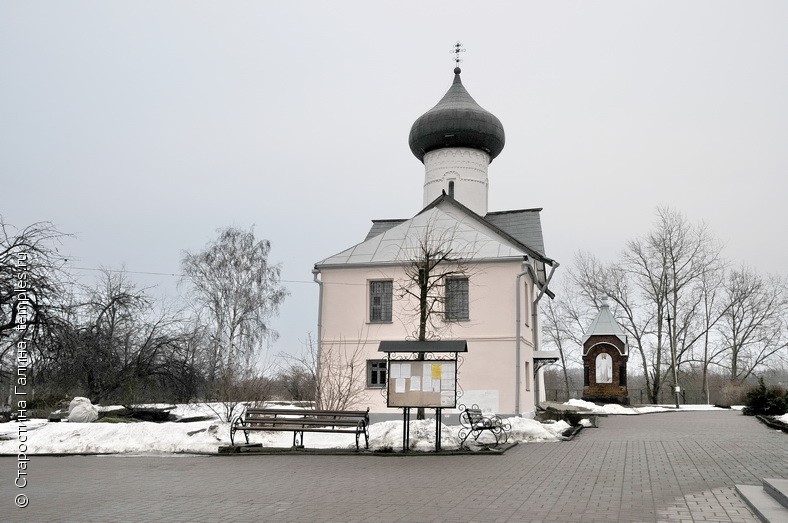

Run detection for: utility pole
[[666, 313, 680, 408]]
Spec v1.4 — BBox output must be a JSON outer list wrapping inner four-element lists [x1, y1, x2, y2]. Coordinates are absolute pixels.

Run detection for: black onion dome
[[409, 67, 505, 163]]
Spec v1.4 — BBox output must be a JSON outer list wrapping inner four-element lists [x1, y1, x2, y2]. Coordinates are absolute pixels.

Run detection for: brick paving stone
[[0, 411, 785, 522]]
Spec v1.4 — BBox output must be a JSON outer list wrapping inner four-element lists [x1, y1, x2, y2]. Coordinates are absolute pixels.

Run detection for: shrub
[[718, 382, 748, 407], [742, 377, 788, 416]]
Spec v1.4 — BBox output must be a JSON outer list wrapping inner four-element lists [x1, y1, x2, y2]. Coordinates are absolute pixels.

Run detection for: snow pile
[[370, 420, 461, 451], [776, 413, 788, 424], [0, 414, 571, 455], [509, 417, 570, 442], [68, 397, 98, 423], [564, 399, 740, 414], [579, 418, 594, 428], [0, 420, 228, 454], [566, 399, 668, 415], [565, 399, 642, 414]]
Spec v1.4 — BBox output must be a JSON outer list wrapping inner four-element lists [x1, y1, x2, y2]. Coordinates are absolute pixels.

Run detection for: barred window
[[369, 280, 393, 322], [445, 277, 469, 321], [367, 360, 387, 388]]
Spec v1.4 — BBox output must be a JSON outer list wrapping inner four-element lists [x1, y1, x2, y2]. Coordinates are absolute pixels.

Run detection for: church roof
[[362, 207, 546, 256], [364, 219, 407, 241], [581, 298, 628, 348], [315, 194, 548, 268], [408, 67, 505, 163], [484, 209, 546, 256]]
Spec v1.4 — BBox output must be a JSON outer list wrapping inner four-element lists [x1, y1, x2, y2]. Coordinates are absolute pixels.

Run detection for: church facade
[[313, 65, 558, 417]]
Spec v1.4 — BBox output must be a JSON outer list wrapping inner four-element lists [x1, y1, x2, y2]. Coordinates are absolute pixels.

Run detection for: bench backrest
[[242, 408, 369, 427], [463, 407, 484, 423]]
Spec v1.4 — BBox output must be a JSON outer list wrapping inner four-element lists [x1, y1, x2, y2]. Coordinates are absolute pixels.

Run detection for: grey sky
[[2, 2, 787, 358]]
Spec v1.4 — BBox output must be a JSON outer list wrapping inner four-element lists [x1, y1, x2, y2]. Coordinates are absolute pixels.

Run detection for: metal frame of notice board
[[378, 340, 467, 452]]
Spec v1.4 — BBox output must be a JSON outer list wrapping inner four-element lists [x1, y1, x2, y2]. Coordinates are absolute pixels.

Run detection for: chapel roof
[[581, 297, 628, 348]]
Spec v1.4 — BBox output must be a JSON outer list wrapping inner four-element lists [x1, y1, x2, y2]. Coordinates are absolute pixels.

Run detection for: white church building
[[313, 65, 558, 417]]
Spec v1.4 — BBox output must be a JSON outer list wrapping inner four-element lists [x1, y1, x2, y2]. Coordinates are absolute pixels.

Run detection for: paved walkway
[[2, 411, 786, 522]]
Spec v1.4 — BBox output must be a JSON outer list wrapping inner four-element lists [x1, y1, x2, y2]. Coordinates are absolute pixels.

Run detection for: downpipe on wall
[[312, 267, 323, 408], [515, 257, 559, 415]]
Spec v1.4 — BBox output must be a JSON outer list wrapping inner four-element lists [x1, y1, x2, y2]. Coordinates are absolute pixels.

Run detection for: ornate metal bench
[[457, 404, 511, 447], [230, 407, 370, 450]]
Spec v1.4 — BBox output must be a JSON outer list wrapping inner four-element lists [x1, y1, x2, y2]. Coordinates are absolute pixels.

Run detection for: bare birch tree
[[181, 227, 286, 418]]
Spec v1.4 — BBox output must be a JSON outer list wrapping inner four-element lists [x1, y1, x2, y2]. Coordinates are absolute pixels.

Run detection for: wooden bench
[[230, 407, 370, 450], [457, 404, 511, 447]]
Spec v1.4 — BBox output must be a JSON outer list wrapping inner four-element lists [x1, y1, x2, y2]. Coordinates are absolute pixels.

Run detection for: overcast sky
[[2, 2, 787, 358]]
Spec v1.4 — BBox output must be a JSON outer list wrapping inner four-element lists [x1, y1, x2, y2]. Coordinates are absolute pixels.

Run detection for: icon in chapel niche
[[596, 353, 612, 384]]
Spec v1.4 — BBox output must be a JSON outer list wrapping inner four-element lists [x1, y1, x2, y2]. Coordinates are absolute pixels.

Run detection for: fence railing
[[545, 388, 726, 405]]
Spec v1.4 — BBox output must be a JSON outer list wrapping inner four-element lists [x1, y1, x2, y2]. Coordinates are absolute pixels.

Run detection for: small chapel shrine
[[581, 297, 630, 405]]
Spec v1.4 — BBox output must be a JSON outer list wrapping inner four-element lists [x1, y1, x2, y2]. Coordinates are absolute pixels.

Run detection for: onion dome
[[409, 67, 505, 163]]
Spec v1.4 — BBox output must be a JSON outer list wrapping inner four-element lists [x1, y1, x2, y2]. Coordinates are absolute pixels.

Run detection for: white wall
[[422, 147, 490, 215], [317, 259, 537, 416]]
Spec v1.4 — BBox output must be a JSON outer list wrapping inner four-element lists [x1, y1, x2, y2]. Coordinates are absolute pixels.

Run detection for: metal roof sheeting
[[581, 298, 628, 351], [316, 198, 533, 267]]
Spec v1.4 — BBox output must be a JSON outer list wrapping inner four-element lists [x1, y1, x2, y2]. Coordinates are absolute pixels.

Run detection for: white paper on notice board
[[400, 363, 411, 379], [441, 378, 453, 391], [395, 378, 406, 393], [410, 376, 421, 391], [442, 363, 454, 378], [441, 392, 454, 406], [389, 363, 400, 379]]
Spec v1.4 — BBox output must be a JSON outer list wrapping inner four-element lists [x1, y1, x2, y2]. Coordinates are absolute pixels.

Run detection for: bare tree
[[40, 270, 193, 403], [204, 365, 273, 422], [279, 332, 368, 411], [1, 218, 69, 393], [718, 267, 788, 382], [541, 282, 591, 396], [181, 226, 287, 417], [570, 252, 660, 399], [396, 221, 474, 342], [570, 207, 725, 403], [395, 220, 474, 418], [693, 265, 729, 402]]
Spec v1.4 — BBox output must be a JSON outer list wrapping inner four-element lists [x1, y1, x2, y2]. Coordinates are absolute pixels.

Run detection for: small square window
[[445, 277, 469, 321], [367, 360, 387, 388]]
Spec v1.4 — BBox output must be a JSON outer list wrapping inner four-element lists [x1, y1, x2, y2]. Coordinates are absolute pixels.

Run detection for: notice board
[[386, 360, 457, 408]]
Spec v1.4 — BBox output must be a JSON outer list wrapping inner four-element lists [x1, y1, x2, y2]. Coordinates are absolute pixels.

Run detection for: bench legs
[[355, 428, 369, 451], [230, 422, 250, 446], [230, 427, 370, 451]]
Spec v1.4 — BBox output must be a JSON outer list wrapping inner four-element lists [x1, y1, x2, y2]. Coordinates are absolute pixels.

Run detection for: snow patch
[[0, 414, 569, 455], [565, 399, 741, 415]]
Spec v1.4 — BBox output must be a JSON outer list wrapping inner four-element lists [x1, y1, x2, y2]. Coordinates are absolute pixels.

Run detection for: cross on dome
[[451, 41, 465, 72]]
